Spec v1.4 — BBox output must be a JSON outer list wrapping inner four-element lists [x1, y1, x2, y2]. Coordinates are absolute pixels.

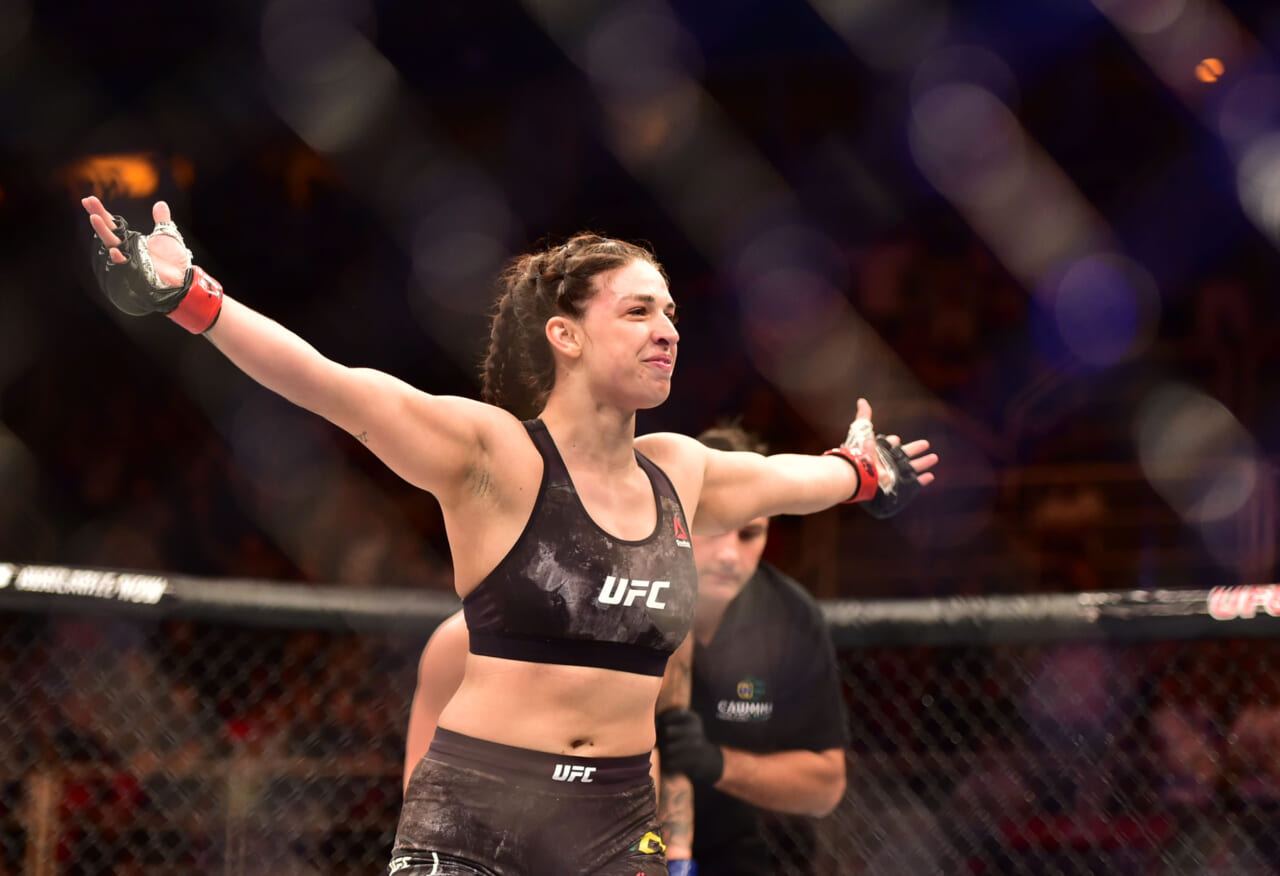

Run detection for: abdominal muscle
[[436, 653, 662, 757]]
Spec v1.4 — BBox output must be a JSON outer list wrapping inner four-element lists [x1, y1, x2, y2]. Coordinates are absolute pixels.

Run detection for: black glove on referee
[[656, 708, 724, 786]]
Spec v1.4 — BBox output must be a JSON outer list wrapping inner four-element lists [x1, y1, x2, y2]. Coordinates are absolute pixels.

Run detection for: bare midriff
[[436, 653, 661, 757]]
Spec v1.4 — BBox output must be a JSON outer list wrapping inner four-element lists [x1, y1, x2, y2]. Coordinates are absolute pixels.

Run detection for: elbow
[[809, 771, 847, 817]]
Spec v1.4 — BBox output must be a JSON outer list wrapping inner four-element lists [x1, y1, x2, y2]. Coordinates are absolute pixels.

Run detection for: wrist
[[823, 446, 878, 503], [695, 742, 725, 786], [166, 266, 224, 333]]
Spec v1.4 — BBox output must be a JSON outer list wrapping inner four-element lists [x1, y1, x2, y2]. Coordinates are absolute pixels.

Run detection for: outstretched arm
[[643, 399, 938, 536], [81, 197, 494, 501]]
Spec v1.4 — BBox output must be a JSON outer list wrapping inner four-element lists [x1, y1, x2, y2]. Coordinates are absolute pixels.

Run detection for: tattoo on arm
[[354, 431, 369, 444], [658, 774, 694, 852]]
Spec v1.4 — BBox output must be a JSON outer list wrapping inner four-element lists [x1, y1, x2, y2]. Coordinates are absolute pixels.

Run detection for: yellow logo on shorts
[[635, 831, 666, 855]]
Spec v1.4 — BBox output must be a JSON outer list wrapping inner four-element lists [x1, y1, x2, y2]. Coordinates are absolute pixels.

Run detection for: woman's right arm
[[83, 196, 497, 501], [205, 296, 490, 497]]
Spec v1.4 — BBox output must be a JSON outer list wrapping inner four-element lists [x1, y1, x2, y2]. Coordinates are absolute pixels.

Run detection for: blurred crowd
[[0, 614, 416, 874], [4, 210, 1280, 598]]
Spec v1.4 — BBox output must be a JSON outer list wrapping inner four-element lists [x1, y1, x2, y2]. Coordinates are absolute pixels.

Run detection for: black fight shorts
[[392, 728, 669, 876]]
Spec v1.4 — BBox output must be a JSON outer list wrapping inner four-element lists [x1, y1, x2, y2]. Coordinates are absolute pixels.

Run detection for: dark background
[[3, 0, 1279, 598]]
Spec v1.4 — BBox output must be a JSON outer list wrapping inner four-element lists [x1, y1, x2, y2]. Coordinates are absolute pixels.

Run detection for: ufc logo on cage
[[597, 576, 670, 609], [553, 764, 597, 783]]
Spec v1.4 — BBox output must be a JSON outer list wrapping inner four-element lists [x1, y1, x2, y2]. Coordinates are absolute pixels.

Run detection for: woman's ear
[[546, 315, 582, 358]]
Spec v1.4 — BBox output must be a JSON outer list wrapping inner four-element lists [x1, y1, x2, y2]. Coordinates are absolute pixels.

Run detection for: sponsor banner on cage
[[0, 563, 168, 605], [1207, 585, 1280, 621]]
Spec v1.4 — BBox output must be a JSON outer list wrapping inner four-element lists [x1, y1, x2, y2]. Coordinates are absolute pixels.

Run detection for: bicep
[[691, 448, 780, 534], [696, 449, 849, 534], [322, 368, 500, 497]]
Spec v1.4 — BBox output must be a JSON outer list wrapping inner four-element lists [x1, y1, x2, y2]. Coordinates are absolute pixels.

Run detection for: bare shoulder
[[634, 431, 709, 509], [634, 431, 706, 472]]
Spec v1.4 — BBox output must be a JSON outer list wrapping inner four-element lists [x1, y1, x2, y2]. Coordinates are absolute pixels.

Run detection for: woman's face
[[574, 259, 680, 410]]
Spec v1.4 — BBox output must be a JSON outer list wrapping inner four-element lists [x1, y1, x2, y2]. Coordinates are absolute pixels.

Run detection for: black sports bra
[[462, 420, 697, 676]]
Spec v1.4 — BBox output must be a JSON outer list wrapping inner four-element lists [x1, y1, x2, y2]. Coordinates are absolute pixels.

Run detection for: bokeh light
[[1044, 253, 1161, 368], [1135, 382, 1260, 526]]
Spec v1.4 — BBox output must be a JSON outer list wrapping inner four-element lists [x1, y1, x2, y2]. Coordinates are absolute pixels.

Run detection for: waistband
[[427, 728, 652, 792]]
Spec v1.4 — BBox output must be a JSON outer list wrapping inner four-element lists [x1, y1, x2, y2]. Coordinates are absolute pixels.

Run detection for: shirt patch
[[673, 516, 691, 548], [717, 675, 774, 722]]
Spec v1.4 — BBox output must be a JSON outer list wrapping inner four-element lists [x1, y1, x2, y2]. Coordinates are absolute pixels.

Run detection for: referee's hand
[[656, 708, 724, 785]]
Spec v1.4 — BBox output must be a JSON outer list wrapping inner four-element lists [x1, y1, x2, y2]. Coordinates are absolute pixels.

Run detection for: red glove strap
[[167, 266, 224, 334], [823, 446, 879, 504]]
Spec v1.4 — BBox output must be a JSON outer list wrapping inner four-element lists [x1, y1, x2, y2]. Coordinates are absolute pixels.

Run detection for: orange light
[[66, 153, 161, 198], [1195, 57, 1225, 83], [170, 155, 195, 190]]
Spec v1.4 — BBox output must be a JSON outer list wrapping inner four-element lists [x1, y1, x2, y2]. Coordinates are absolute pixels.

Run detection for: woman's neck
[[539, 402, 638, 470]]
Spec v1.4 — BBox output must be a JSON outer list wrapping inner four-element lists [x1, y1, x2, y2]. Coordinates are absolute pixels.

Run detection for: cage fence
[[0, 563, 1277, 875]]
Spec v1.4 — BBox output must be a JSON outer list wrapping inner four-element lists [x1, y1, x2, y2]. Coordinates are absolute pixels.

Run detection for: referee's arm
[[715, 747, 847, 817]]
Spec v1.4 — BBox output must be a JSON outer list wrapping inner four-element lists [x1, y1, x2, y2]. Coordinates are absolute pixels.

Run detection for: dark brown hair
[[481, 232, 666, 419], [697, 421, 769, 455]]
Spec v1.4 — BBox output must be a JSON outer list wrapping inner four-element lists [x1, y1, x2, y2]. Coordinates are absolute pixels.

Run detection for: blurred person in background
[[83, 196, 934, 875]]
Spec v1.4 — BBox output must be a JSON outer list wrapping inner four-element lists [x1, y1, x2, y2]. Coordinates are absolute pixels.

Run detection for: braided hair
[[482, 233, 666, 419]]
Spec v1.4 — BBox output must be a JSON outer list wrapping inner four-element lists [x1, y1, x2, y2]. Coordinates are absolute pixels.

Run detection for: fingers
[[88, 212, 120, 245], [911, 452, 939, 474], [855, 397, 872, 421], [86, 212, 126, 263], [83, 197, 118, 233], [899, 437, 939, 479], [152, 200, 172, 225], [81, 195, 114, 226], [900, 438, 929, 458], [83, 196, 123, 257]]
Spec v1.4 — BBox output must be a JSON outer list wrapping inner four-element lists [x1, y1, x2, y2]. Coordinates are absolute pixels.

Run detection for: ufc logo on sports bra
[[553, 764, 597, 783], [597, 576, 670, 610]]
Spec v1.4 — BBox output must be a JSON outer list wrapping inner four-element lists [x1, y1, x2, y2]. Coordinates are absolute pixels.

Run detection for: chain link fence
[[1, 566, 1278, 875]]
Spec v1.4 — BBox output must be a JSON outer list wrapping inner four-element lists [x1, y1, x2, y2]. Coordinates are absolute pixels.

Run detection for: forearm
[[654, 638, 695, 857], [658, 768, 694, 858], [715, 747, 846, 817], [763, 452, 866, 514], [205, 296, 349, 420]]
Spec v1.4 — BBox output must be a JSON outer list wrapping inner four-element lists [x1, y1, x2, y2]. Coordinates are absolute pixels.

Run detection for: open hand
[[82, 197, 190, 288]]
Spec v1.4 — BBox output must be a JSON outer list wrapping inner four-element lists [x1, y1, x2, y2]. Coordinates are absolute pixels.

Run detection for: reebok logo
[[553, 763, 596, 783], [598, 576, 669, 609], [673, 516, 691, 548]]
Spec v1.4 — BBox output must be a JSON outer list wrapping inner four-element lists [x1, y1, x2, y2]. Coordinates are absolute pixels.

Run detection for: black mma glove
[[656, 708, 724, 786], [825, 416, 925, 517], [861, 434, 923, 519], [92, 214, 224, 334]]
